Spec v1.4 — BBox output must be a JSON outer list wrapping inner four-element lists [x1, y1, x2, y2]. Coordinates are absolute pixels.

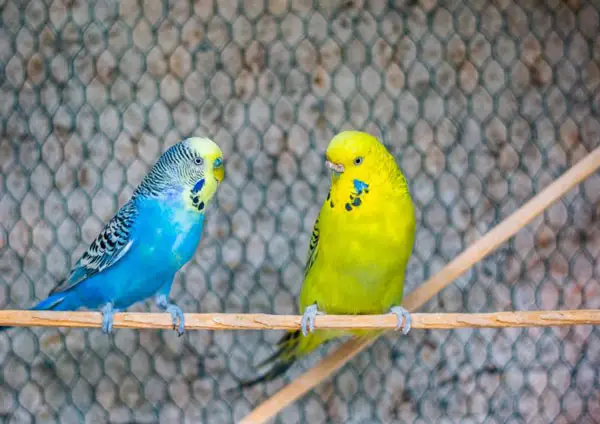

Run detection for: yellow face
[[325, 131, 388, 182], [324, 131, 397, 213], [184, 137, 225, 213]]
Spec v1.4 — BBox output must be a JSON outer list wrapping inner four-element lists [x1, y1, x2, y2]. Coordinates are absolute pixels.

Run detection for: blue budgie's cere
[[1, 137, 224, 336]]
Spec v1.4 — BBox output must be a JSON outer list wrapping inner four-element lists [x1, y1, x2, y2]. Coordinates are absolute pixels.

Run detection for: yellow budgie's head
[[325, 131, 398, 182], [324, 131, 406, 212]]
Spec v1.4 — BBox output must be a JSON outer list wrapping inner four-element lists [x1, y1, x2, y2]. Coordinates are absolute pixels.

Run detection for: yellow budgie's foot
[[389, 306, 411, 335], [301, 304, 324, 336]]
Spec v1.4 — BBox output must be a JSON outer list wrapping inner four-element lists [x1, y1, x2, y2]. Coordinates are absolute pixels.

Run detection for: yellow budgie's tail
[[239, 329, 335, 388]]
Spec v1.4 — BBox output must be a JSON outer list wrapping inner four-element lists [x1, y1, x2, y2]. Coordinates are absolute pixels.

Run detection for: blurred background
[[1, 0, 599, 422]]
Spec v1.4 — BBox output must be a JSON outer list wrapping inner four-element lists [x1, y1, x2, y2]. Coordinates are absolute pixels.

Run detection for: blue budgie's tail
[[0, 292, 75, 332]]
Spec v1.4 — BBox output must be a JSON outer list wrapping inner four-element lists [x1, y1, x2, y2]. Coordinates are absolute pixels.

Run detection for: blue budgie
[[1, 137, 224, 336]]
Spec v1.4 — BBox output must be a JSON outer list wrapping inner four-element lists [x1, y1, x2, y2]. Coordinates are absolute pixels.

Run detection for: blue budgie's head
[[135, 137, 224, 212]]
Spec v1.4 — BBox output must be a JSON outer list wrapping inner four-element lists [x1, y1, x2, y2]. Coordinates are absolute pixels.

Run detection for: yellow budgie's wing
[[239, 212, 326, 389], [304, 214, 320, 277]]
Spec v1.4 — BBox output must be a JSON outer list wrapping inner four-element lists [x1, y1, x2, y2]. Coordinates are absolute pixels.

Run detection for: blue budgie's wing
[[304, 213, 320, 277], [51, 201, 138, 294]]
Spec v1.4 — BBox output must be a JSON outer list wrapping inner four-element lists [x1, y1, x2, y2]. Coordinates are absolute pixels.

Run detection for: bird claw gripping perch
[[301, 304, 324, 336], [156, 295, 185, 336], [101, 302, 116, 334], [389, 306, 411, 335]]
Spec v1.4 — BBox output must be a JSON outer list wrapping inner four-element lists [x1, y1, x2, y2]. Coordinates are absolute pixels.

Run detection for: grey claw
[[166, 304, 185, 336], [157, 295, 185, 336], [389, 306, 411, 335], [301, 304, 321, 336], [101, 302, 115, 334]]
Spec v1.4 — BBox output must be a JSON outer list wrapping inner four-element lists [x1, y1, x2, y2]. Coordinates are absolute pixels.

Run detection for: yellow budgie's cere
[[241, 131, 416, 387]]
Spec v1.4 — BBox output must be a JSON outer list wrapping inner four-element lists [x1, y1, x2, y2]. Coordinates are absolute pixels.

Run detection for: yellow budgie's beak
[[325, 159, 344, 177], [213, 157, 224, 183]]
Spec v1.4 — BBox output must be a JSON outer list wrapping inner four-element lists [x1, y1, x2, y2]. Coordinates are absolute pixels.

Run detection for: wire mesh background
[[1, 0, 600, 422]]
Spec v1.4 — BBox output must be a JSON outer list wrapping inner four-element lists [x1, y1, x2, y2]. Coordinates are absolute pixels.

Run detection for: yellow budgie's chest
[[324, 186, 413, 277], [300, 176, 416, 315]]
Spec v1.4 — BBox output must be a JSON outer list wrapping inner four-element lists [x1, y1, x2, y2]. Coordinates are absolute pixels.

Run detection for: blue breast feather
[[135, 197, 205, 265], [74, 197, 205, 309]]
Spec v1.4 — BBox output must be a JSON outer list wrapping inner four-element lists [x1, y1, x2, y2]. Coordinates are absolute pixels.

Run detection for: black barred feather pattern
[[135, 141, 201, 198], [239, 330, 302, 388], [304, 216, 320, 277], [51, 201, 138, 294]]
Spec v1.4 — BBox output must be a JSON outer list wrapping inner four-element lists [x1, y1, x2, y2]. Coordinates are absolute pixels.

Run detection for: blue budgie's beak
[[213, 157, 224, 182]]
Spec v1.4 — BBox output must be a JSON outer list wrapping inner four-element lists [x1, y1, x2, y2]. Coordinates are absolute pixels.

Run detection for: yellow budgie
[[241, 131, 416, 387]]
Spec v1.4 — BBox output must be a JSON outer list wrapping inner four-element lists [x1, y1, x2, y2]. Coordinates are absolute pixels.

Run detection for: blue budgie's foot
[[101, 302, 116, 334], [156, 295, 185, 336], [301, 304, 324, 336], [389, 306, 411, 335]]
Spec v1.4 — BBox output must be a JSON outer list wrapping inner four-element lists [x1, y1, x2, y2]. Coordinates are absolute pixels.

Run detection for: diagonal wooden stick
[[0, 310, 599, 330], [239, 145, 600, 424]]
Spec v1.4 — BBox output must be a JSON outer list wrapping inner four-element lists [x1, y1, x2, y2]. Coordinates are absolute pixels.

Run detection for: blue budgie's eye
[[213, 157, 223, 168], [194, 157, 203, 166]]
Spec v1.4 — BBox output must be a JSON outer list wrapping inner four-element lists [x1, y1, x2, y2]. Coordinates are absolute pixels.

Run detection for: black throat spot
[[344, 186, 368, 212], [191, 195, 205, 211]]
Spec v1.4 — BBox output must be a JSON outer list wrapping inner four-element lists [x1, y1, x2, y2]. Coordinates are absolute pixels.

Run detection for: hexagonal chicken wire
[[1, 0, 599, 423]]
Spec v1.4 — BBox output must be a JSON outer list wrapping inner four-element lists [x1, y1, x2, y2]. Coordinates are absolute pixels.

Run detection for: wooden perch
[[239, 146, 600, 424], [0, 310, 599, 331]]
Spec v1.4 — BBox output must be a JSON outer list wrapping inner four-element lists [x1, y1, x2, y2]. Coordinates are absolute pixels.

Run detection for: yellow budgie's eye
[[353, 156, 363, 166], [194, 157, 203, 166]]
